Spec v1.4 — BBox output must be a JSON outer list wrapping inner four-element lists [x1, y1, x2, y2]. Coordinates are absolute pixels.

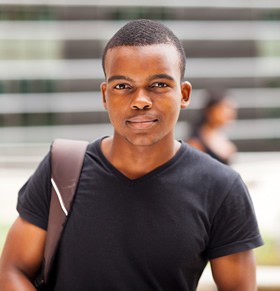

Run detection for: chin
[[125, 135, 162, 147]]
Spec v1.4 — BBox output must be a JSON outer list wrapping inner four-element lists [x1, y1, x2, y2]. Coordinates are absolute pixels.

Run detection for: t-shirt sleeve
[[17, 152, 52, 230], [206, 174, 263, 259]]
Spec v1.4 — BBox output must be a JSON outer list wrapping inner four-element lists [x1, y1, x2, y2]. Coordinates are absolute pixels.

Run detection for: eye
[[151, 82, 168, 88], [114, 83, 131, 90]]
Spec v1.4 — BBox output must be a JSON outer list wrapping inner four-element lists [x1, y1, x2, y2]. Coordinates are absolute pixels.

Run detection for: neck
[[101, 136, 181, 179]]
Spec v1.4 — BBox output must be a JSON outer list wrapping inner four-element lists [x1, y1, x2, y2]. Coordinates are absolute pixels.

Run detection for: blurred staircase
[[0, 0, 280, 152]]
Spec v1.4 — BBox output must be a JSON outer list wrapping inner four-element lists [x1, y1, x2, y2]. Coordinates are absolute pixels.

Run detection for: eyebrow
[[147, 74, 175, 82], [107, 74, 175, 83], [107, 75, 133, 83]]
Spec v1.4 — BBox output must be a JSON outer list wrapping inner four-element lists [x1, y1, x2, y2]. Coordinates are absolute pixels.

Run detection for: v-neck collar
[[95, 138, 187, 184]]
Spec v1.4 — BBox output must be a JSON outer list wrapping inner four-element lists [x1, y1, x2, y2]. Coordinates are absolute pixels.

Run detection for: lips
[[126, 115, 158, 130]]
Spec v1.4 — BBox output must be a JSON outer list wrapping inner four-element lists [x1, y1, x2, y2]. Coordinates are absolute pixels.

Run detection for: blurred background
[[0, 1, 280, 290]]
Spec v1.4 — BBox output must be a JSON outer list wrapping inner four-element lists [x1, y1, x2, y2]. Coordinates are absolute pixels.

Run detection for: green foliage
[[255, 233, 280, 266]]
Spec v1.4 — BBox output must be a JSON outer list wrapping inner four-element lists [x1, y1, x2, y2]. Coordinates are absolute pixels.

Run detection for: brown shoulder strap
[[43, 138, 88, 283]]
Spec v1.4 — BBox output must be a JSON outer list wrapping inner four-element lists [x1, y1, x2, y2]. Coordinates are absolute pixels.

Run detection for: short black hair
[[102, 19, 186, 80], [203, 89, 229, 112]]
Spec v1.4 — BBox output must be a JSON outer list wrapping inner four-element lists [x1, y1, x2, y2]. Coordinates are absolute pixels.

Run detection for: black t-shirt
[[190, 130, 229, 164], [17, 138, 263, 291]]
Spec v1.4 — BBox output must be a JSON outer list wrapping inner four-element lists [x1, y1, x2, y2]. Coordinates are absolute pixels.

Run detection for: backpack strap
[[42, 138, 88, 285]]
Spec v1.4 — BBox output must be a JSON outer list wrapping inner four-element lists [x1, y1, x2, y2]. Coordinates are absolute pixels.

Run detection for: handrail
[[1, 88, 280, 114], [0, 119, 280, 143], [0, 57, 280, 80], [0, 21, 280, 41], [0, 0, 280, 9]]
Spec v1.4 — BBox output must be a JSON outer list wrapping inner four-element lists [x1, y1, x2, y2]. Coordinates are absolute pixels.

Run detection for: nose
[[130, 91, 152, 110]]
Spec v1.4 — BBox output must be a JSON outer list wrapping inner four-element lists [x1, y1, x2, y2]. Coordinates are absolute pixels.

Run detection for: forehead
[[216, 99, 236, 109], [103, 44, 181, 79]]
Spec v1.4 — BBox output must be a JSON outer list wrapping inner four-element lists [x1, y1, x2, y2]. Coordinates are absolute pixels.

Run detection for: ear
[[180, 81, 192, 109], [100, 82, 108, 110]]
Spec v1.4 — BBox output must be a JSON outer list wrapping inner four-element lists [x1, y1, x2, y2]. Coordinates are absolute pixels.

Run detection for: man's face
[[101, 44, 191, 147]]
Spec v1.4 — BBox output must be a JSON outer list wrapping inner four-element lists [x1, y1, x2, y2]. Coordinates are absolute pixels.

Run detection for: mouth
[[126, 116, 159, 130]]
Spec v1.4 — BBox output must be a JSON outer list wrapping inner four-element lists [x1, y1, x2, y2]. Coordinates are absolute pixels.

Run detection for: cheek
[[220, 107, 236, 123], [208, 108, 223, 124], [105, 99, 127, 126], [228, 108, 237, 120], [160, 98, 182, 121]]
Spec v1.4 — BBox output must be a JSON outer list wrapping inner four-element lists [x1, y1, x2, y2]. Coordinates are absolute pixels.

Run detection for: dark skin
[[0, 44, 257, 290], [0, 218, 45, 290], [100, 45, 191, 179]]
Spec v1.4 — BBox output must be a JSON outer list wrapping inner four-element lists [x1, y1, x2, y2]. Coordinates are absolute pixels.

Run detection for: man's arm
[[210, 250, 257, 291], [0, 216, 46, 290]]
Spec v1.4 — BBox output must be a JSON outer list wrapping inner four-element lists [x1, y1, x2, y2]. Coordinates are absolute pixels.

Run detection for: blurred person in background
[[0, 19, 262, 291], [187, 89, 237, 165]]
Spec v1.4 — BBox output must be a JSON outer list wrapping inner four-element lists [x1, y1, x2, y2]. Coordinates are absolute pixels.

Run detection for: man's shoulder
[[184, 143, 230, 167], [183, 143, 239, 182]]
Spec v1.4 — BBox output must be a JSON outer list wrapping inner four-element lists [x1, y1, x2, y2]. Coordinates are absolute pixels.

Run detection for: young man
[[0, 19, 263, 290]]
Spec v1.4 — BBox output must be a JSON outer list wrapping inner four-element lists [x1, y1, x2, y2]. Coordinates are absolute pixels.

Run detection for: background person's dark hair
[[192, 89, 229, 133], [102, 19, 186, 81]]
